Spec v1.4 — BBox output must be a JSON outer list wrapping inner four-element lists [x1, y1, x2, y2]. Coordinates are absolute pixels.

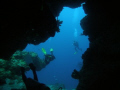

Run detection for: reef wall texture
[[75, 0, 120, 90], [0, 57, 28, 89], [0, 0, 59, 60], [0, 50, 56, 89], [1, 0, 120, 90], [0, 0, 84, 60]]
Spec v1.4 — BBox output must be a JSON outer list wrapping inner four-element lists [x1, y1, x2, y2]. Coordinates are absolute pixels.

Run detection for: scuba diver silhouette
[[73, 41, 82, 54], [42, 48, 55, 64]]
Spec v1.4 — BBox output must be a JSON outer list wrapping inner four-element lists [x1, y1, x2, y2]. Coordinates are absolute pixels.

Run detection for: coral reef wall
[[1, 0, 120, 89], [0, 58, 28, 89], [76, 0, 120, 90], [0, 0, 59, 60], [0, 0, 84, 60]]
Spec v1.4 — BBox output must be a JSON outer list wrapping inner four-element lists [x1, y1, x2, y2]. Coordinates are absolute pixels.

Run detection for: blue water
[[23, 7, 89, 89]]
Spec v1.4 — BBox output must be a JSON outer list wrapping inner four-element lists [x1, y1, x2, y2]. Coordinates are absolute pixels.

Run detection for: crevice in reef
[[1, 0, 120, 90]]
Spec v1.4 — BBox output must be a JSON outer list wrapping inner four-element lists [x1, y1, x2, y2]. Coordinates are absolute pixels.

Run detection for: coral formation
[[0, 50, 55, 89], [48, 83, 65, 90], [0, 58, 27, 89], [13, 50, 55, 71], [1, 0, 120, 90]]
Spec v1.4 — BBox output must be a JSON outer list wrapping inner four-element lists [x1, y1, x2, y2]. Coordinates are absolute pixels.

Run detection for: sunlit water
[[24, 7, 89, 90]]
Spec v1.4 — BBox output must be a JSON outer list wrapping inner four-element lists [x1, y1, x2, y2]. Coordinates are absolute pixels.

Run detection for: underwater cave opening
[[23, 7, 89, 90]]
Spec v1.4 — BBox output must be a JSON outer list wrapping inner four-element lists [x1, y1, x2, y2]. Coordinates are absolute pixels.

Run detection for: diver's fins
[[50, 48, 53, 52], [42, 48, 47, 55], [74, 52, 77, 54]]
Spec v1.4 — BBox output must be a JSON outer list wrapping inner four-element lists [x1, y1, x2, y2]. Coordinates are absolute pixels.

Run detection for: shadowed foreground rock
[[0, 0, 84, 60], [0, 0, 59, 60], [72, 0, 120, 90], [1, 0, 120, 90]]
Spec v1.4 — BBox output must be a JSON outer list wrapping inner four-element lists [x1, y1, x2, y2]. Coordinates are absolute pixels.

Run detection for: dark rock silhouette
[[0, 0, 120, 90], [72, 0, 120, 90]]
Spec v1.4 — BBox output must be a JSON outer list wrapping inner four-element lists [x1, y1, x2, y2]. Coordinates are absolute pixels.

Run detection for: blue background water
[[23, 7, 89, 89]]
